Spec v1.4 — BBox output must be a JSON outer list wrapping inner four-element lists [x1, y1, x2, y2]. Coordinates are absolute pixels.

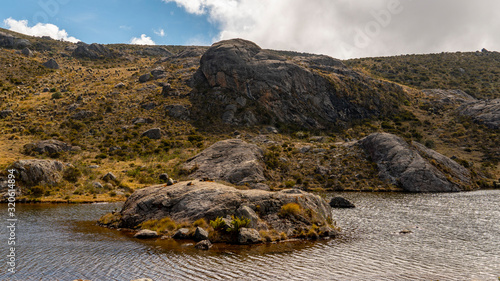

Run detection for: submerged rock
[[194, 240, 212, 250], [359, 133, 472, 192], [182, 139, 266, 187], [329, 197, 355, 208], [134, 229, 159, 239]]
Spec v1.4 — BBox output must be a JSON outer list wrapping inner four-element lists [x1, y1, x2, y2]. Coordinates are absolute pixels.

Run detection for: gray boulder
[[165, 104, 190, 120], [194, 240, 212, 250], [23, 140, 81, 156], [141, 128, 162, 139], [139, 73, 152, 83], [172, 228, 190, 239], [458, 98, 500, 129], [359, 133, 472, 192], [0, 31, 31, 49], [21, 47, 33, 57], [10, 159, 65, 187], [111, 181, 335, 238], [193, 227, 209, 242], [134, 229, 159, 239], [238, 228, 261, 245], [190, 39, 405, 128], [102, 172, 117, 182], [235, 205, 260, 228], [182, 139, 266, 187], [150, 67, 166, 80], [43, 59, 59, 69]]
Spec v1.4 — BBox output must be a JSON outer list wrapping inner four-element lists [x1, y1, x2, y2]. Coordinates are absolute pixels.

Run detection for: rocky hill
[[0, 27, 498, 202]]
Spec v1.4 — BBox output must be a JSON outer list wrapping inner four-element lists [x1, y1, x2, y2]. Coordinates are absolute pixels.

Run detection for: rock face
[[140, 47, 173, 57], [182, 139, 266, 187], [72, 42, 114, 59], [458, 99, 500, 129], [115, 181, 335, 238], [359, 133, 472, 192], [190, 39, 405, 128], [422, 89, 475, 104], [23, 140, 81, 157], [10, 159, 65, 187]]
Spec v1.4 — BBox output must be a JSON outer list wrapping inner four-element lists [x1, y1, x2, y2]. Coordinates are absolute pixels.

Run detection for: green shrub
[[63, 166, 81, 182], [226, 216, 250, 233], [51, 92, 63, 99], [209, 217, 227, 231]]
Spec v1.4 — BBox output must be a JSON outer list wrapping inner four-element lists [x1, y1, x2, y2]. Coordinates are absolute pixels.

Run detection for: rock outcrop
[[359, 133, 472, 192], [111, 181, 336, 239], [190, 39, 406, 128], [10, 159, 65, 187], [71, 42, 114, 59], [0, 31, 31, 49], [458, 99, 500, 129], [182, 139, 266, 187], [23, 140, 81, 157]]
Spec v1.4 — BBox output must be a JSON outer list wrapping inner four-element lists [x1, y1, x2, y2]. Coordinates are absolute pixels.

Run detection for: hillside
[[0, 28, 498, 202]]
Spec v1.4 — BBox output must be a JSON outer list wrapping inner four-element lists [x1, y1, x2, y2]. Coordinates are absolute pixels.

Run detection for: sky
[[1, 0, 499, 59]]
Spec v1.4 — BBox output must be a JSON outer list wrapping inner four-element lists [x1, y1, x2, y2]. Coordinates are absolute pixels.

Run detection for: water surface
[[1, 190, 499, 280]]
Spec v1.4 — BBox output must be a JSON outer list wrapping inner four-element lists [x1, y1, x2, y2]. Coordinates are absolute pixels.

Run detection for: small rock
[[43, 59, 59, 69], [400, 229, 412, 234], [194, 240, 212, 250], [140, 102, 156, 110], [329, 197, 355, 208], [109, 146, 121, 153], [299, 146, 311, 153], [134, 229, 159, 239], [172, 228, 190, 239], [88, 165, 99, 169], [141, 128, 162, 139], [238, 228, 261, 244], [159, 173, 169, 182], [151, 67, 166, 79], [114, 82, 126, 88], [236, 205, 260, 228], [93, 182, 103, 189], [139, 73, 151, 83], [42, 87, 50, 92], [193, 227, 209, 242], [102, 172, 117, 182], [166, 178, 174, 186], [21, 47, 33, 57]]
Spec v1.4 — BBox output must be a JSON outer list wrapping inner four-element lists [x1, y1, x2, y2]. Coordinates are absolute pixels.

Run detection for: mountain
[[0, 27, 498, 202]]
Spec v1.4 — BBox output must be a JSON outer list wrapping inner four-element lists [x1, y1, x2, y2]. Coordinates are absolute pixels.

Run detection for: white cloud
[[3, 17, 80, 43], [163, 0, 500, 59], [130, 34, 156, 45], [154, 28, 165, 37]]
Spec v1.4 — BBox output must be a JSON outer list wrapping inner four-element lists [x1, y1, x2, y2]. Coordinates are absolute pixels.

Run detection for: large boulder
[[111, 181, 335, 238], [182, 139, 266, 187], [43, 59, 59, 69], [190, 39, 406, 128], [0, 31, 31, 49], [23, 140, 81, 157], [359, 133, 472, 192], [458, 98, 500, 129], [10, 159, 65, 187]]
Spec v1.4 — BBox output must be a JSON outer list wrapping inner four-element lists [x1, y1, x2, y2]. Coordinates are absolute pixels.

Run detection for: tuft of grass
[[279, 203, 302, 217]]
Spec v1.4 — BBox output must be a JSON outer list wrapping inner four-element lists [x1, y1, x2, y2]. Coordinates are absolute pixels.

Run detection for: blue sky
[[0, 0, 218, 46], [2, 0, 500, 59]]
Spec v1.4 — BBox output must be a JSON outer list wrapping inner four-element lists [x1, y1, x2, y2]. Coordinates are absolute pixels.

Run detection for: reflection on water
[[1, 190, 499, 280]]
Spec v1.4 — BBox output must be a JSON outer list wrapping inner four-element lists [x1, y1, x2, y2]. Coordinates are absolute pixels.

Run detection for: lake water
[[1, 190, 499, 280]]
